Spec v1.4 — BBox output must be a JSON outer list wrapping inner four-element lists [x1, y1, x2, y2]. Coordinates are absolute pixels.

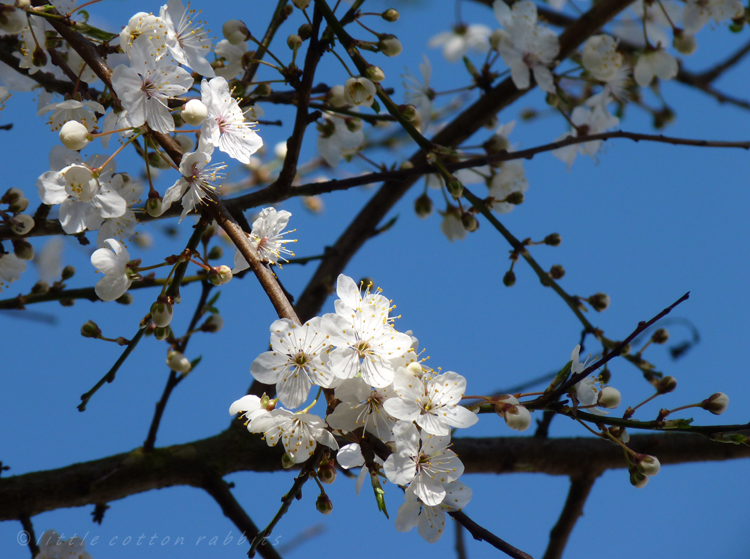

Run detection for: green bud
[[207, 246, 224, 260], [81, 320, 101, 338], [651, 328, 669, 344], [378, 34, 402, 57], [461, 212, 478, 232], [503, 270, 516, 287], [12, 239, 34, 260], [382, 8, 399, 22], [253, 82, 272, 96], [315, 494, 333, 515], [414, 193, 433, 218], [365, 64, 386, 83], [549, 264, 565, 280], [506, 191, 524, 205], [116, 292, 134, 305], [154, 326, 171, 341], [298, 23, 312, 41], [151, 300, 173, 328], [31, 281, 49, 294], [145, 196, 162, 217], [287, 34, 302, 50], [446, 178, 463, 198], [544, 233, 561, 246], [657, 375, 677, 394], [61, 265, 76, 280]]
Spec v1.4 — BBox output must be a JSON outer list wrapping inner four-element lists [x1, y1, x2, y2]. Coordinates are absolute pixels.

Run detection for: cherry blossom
[[326, 377, 399, 441], [249, 409, 338, 464], [395, 480, 472, 543], [90, 238, 133, 301], [160, 0, 216, 77], [682, 0, 743, 34], [634, 48, 678, 87], [317, 114, 364, 166], [0, 252, 25, 291], [429, 24, 491, 62], [488, 161, 528, 213], [232, 207, 296, 271]]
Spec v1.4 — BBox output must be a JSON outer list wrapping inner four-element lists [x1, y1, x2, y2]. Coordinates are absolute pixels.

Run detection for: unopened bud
[[588, 292, 610, 312], [549, 264, 565, 280], [61, 265, 76, 280], [326, 85, 347, 108], [81, 320, 101, 338], [298, 23, 312, 41], [32, 46, 47, 67], [629, 467, 649, 488], [365, 64, 385, 83], [287, 34, 302, 50], [8, 194, 29, 213], [12, 239, 34, 260], [345, 118, 363, 133], [222, 20, 249, 44], [292, 0, 310, 8], [151, 300, 173, 328], [154, 325, 171, 341], [378, 34, 402, 56], [10, 214, 34, 236], [651, 328, 669, 344], [167, 351, 191, 374], [446, 178, 463, 198], [399, 104, 418, 121], [673, 30, 697, 55], [702, 392, 729, 415], [503, 403, 531, 432], [318, 460, 337, 484], [503, 270, 516, 287], [543, 233, 561, 246], [634, 453, 660, 477], [31, 281, 49, 294], [598, 386, 621, 409], [506, 191, 524, 205], [461, 212, 478, 232], [282, 452, 296, 469], [181, 99, 207, 126], [483, 134, 510, 155], [116, 292, 133, 305], [201, 314, 224, 333], [59, 120, 91, 151], [253, 82, 272, 96], [216, 265, 233, 284], [315, 494, 333, 515], [145, 196, 162, 217], [382, 8, 399, 22], [206, 246, 223, 260], [414, 193, 433, 218], [657, 375, 677, 394]]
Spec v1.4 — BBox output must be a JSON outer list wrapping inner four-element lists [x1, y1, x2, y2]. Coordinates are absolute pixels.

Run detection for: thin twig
[[450, 511, 534, 559], [19, 514, 39, 558]]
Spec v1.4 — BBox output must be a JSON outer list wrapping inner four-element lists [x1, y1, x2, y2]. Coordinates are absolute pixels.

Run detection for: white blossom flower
[[582, 35, 624, 83], [200, 76, 263, 164], [428, 24, 491, 62], [37, 98, 105, 132], [232, 207, 296, 271], [682, 0, 743, 34], [343, 76, 376, 108], [395, 480, 472, 543], [403, 55, 434, 131], [91, 238, 133, 301], [111, 35, 194, 133], [337, 442, 385, 495], [17, 17, 59, 76], [493, 0, 560, 94], [439, 206, 466, 242], [0, 252, 25, 291], [96, 174, 143, 247], [229, 394, 270, 424], [384, 422, 464, 506], [384, 368, 478, 436], [488, 161, 528, 213], [327, 377, 399, 441], [552, 94, 620, 170], [317, 114, 364, 167], [333, 273, 391, 318], [119, 12, 169, 58], [161, 142, 226, 222], [250, 409, 338, 463], [634, 48, 678, 87], [614, 0, 682, 49], [250, 317, 337, 409], [160, 0, 215, 77], [214, 39, 246, 80]]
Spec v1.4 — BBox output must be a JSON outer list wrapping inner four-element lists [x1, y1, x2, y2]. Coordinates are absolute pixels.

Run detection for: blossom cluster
[[231, 273, 479, 542]]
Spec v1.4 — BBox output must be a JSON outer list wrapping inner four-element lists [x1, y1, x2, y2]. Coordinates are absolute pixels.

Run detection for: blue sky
[[1, 1, 749, 558]]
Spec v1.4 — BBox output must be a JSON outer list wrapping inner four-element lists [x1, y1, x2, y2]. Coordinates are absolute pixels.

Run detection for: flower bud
[[489, 29, 505, 50], [253, 82, 272, 96], [315, 494, 333, 515], [506, 191, 524, 205], [31, 281, 49, 294], [461, 212, 478, 232], [216, 264, 233, 284], [326, 85, 347, 108], [345, 118, 363, 133], [399, 104, 418, 121], [344, 76, 376, 108], [382, 8, 399, 22], [287, 34, 302, 50], [151, 300, 173, 328], [167, 351, 191, 374], [503, 270, 516, 287], [31, 45, 47, 67], [0, 6, 26, 34], [12, 239, 33, 260], [588, 292, 610, 312], [282, 452, 296, 469], [544, 233, 561, 246], [10, 214, 34, 235], [181, 99, 207, 126], [483, 134, 510, 155], [673, 31, 697, 55], [145, 196, 162, 217], [365, 64, 385, 83], [651, 328, 669, 344], [207, 246, 224, 260], [59, 265, 75, 280], [201, 314, 224, 333], [549, 264, 565, 280], [446, 178, 463, 198], [81, 320, 101, 338], [59, 120, 91, 151], [318, 460, 337, 484], [598, 386, 621, 409], [292, 0, 310, 8], [378, 34, 402, 57], [222, 20, 249, 44], [702, 392, 729, 415], [116, 292, 134, 305], [503, 404, 532, 432], [298, 23, 312, 41], [414, 193, 433, 218], [657, 375, 677, 394], [629, 467, 649, 488], [154, 326, 171, 341], [207, 268, 223, 286], [634, 453, 660, 477], [302, 195, 324, 213]]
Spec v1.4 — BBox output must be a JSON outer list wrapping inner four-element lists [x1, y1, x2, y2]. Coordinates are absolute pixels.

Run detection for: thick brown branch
[[542, 473, 599, 559], [0, 431, 746, 522]]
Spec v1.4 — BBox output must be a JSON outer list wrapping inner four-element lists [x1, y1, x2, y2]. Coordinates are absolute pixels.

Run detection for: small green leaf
[[371, 99, 381, 114]]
